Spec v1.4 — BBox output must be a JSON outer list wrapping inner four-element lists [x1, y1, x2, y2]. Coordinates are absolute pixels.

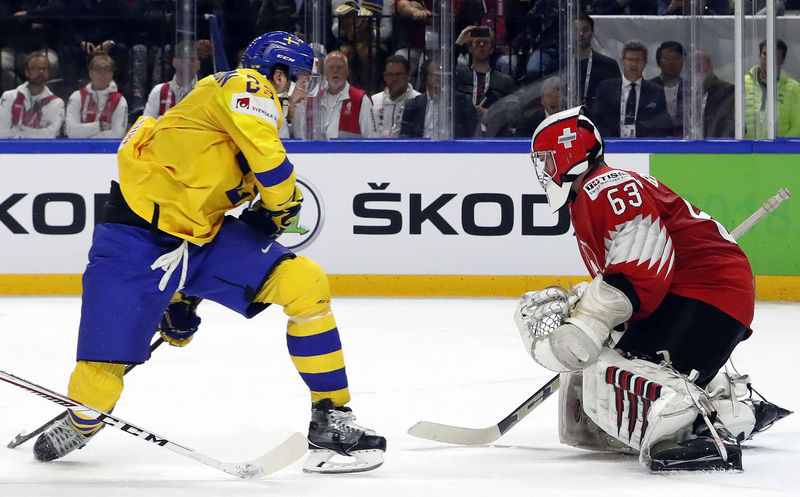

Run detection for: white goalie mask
[[530, 106, 604, 212]]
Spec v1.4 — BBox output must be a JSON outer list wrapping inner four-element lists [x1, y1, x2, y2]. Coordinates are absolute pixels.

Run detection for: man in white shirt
[[143, 42, 201, 119], [371, 55, 419, 137], [295, 50, 376, 139], [65, 51, 128, 139], [0, 52, 64, 139]]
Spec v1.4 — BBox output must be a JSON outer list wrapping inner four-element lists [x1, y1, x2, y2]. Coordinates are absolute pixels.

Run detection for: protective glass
[[531, 150, 556, 191]]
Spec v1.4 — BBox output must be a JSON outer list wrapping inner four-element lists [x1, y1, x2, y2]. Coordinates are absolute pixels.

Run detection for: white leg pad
[[558, 371, 637, 454], [581, 348, 706, 467]]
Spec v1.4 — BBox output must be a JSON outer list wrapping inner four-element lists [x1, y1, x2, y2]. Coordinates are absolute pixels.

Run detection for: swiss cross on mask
[[558, 127, 577, 149]]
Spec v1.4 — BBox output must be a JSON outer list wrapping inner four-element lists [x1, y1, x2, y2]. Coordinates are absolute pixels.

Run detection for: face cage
[[290, 58, 321, 97], [531, 150, 556, 193]]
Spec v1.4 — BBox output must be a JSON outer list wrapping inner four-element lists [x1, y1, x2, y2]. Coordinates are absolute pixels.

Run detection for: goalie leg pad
[[581, 348, 705, 467], [558, 371, 636, 454]]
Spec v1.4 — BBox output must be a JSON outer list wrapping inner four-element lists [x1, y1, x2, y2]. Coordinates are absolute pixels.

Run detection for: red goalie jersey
[[570, 166, 754, 334]]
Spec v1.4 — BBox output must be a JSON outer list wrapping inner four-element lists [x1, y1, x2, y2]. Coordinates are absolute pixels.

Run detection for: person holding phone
[[455, 25, 516, 133]]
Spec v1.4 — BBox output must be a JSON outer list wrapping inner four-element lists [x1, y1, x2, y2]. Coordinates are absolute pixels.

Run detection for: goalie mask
[[241, 31, 321, 97], [530, 106, 604, 211]]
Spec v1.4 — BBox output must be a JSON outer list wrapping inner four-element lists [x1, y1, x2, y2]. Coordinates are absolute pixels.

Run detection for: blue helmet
[[241, 31, 321, 96]]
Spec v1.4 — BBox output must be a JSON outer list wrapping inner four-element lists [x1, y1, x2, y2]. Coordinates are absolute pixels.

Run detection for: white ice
[[0, 296, 797, 497]]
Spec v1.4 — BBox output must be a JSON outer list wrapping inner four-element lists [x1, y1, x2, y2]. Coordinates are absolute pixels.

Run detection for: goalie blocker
[[516, 106, 791, 471]]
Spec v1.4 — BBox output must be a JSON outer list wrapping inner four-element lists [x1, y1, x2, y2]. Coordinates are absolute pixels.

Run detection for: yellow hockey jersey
[[117, 68, 294, 244]]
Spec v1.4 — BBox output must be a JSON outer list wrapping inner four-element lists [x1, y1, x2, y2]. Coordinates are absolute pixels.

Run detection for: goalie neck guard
[[530, 106, 604, 212], [241, 31, 321, 97]]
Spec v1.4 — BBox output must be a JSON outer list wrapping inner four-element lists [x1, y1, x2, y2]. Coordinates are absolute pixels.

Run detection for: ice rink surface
[[0, 295, 797, 497]]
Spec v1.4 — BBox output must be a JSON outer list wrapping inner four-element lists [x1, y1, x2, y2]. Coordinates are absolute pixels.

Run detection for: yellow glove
[[240, 185, 303, 238], [159, 292, 202, 347]]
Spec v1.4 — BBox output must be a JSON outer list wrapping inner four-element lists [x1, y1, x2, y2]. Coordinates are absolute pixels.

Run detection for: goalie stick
[[0, 368, 307, 478], [408, 187, 791, 446], [7, 337, 166, 449]]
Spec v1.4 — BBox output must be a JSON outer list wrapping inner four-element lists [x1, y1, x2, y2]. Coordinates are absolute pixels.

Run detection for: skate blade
[[302, 448, 384, 474]]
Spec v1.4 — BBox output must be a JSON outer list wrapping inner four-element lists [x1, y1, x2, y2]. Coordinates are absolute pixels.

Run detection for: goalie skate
[[304, 399, 386, 474], [33, 415, 101, 462]]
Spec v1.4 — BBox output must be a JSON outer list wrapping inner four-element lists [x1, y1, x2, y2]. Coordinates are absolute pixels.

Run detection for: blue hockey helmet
[[241, 31, 321, 96]]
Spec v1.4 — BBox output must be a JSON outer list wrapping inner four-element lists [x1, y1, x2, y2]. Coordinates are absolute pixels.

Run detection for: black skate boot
[[33, 415, 102, 462], [750, 399, 792, 436], [304, 398, 386, 473], [649, 428, 742, 472]]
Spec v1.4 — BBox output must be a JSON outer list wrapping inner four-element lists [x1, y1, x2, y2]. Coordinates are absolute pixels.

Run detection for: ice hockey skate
[[649, 429, 743, 472], [750, 399, 792, 436], [33, 415, 101, 462], [304, 398, 386, 473]]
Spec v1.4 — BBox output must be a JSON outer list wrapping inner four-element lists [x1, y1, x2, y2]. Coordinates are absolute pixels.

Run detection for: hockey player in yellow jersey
[[33, 32, 386, 474]]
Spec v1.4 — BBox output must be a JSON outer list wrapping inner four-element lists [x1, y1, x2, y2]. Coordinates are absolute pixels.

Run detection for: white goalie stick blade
[[408, 374, 560, 446], [0, 368, 306, 479]]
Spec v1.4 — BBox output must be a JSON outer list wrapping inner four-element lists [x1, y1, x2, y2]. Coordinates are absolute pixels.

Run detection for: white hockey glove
[[518, 276, 632, 372], [515, 282, 588, 362]]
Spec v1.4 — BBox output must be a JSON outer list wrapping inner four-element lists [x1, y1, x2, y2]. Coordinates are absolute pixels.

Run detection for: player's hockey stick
[[730, 187, 791, 239], [408, 187, 791, 446], [0, 368, 307, 478], [7, 337, 166, 449], [408, 374, 560, 445]]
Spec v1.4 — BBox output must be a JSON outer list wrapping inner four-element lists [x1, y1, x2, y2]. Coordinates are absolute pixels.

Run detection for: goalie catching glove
[[515, 276, 632, 371], [239, 184, 303, 238], [159, 292, 202, 347]]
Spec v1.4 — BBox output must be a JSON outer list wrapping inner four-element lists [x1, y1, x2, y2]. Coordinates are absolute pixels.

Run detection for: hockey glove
[[159, 292, 202, 347], [239, 185, 303, 238], [531, 276, 632, 372]]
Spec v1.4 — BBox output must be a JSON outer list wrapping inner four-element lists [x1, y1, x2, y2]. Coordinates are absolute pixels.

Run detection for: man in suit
[[648, 41, 685, 137], [577, 14, 620, 105], [588, 40, 671, 138], [692, 50, 734, 138], [400, 57, 478, 138]]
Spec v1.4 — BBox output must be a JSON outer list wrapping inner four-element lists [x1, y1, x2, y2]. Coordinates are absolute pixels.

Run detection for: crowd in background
[[1, 0, 800, 140]]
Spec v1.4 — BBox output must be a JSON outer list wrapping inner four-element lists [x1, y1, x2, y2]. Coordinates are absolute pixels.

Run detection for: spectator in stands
[[657, 0, 730, 14], [371, 54, 420, 137], [2, 1, 61, 92], [523, 0, 561, 84], [394, 1, 433, 85], [588, 40, 670, 138], [333, 1, 392, 41], [65, 50, 128, 139], [455, 26, 517, 127], [577, 14, 619, 105], [649, 41, 685, 137], [332, 1, 389, 94], [0, 51, 64, 138], [494, 75, 562, 138], [744, 39, 800, 138], [143, 41, 201, 119], [692, 50, 734, 138], [296, 50, 376, 139], [400, 56, 478, 138], [590, 0, 657, 14]]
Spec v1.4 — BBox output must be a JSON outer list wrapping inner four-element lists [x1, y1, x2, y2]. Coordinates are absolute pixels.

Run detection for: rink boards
[[0, 140, 797, 299]]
